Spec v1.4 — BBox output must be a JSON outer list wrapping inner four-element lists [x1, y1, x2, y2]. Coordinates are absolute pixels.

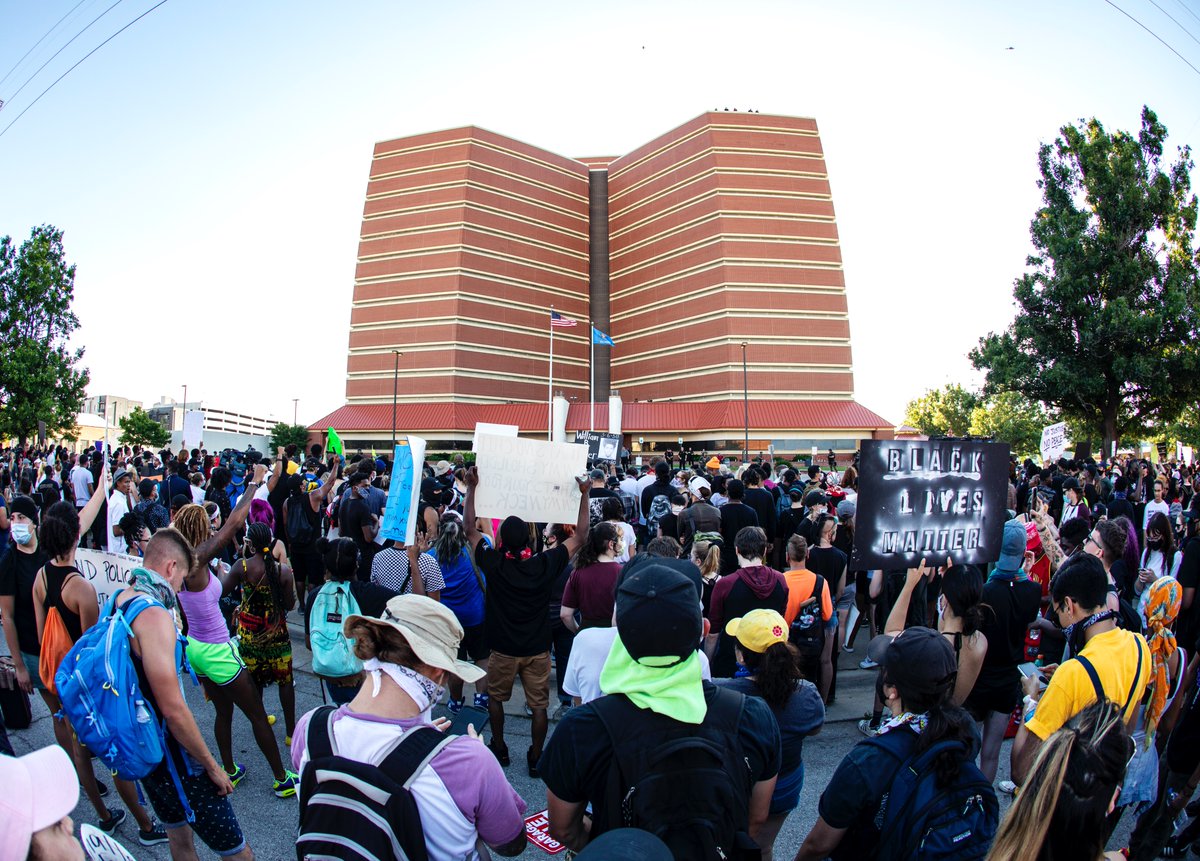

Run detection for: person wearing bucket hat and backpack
[[793, 627, 998, 861], [291, 593, 527, 861]]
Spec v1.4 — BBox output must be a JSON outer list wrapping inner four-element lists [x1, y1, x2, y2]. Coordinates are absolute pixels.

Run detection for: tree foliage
[[118, 406, 170, 449], [970, 107, 1200, 453], [0, 225, 89, 442], [270, 422, 310, 452], [903, 384, 978, 437], [968, 391, 1051, 458]]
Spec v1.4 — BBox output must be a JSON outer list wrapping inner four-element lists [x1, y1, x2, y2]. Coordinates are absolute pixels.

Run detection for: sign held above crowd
[[854, 439, 1011, 569], [574, 430, 621, 463], [474, 434, 587, 523], [1040, 422, 1067, 463]]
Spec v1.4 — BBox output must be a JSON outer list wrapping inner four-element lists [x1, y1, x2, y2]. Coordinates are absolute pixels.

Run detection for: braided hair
[[246, 522, 285, 616]]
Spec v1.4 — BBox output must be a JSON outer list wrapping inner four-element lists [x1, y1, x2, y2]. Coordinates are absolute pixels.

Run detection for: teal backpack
[[310, 582, 363, 679]]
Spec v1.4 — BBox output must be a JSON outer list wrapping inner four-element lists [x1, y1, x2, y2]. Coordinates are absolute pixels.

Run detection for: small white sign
[[472, 422, 519, 453], [1040, 422, 1068, 463]]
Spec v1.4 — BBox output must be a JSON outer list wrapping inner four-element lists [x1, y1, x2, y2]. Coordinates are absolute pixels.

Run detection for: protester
[[291, 594, 527, 860], [691, 537, 721, 617], [707, 525, 788, 678], [1136, 511, 1181, 617], [718, 608, 825, 861], [426, 512, 489, 712], [0, 496, 48, 696], [541, 564, 781, 857], [560, 521, 623, 632], [105, 467, 137, 552], [718, 479, 759, 575], [463, 465, 589, 777], [780, 534, 834, 699], [0, 744, 87, 861]]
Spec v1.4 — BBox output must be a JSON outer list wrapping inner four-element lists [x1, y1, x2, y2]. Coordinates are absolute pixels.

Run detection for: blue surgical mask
[[10, 523, 32, 545]]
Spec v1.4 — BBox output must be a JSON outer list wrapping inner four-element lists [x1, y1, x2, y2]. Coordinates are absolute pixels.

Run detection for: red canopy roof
[[310, 400, 893, 435]]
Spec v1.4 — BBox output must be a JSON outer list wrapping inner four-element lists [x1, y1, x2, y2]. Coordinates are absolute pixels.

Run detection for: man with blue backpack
[[57, 529, 254, 860], [792, 627, 998, 861]]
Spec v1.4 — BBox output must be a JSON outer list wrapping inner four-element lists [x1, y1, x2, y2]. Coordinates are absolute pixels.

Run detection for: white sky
[[2, 0, 1198, 427]]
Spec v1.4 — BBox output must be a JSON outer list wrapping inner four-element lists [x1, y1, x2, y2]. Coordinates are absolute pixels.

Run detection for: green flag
[[326, 427, 343, 456]]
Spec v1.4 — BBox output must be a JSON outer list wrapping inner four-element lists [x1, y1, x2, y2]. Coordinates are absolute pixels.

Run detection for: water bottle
[[135, 699, 151, 725]]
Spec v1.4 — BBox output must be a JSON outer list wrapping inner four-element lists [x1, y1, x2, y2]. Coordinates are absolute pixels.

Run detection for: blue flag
[[592, 326, 614, 346]]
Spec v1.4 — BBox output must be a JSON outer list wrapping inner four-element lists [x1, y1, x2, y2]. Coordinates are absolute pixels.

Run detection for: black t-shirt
[[743, 487, 777, 543], [718, 503, 759, 575], [1168, 636, 1200, 775], [1176, 538, 1200, 651], [539, 683, 781, 840], [340, 496, 374, 554], [588, 488, 619, 526], [477, 540, 569, 657], [807, 545, 848, 592], [640, 480, 676, 527], [0, 545, 49, 655]]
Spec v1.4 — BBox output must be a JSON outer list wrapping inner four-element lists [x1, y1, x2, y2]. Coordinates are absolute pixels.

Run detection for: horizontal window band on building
[[609, 337, 850, 364], [370, 159, 586, 205], [347, 367, 586, 388], [611, 284, 849, 321], [358, 226, 588, 265], [610, 192, 836, 242], [610, 206, 838, 249], [611, 159, 829, 207], [611, 151, 830, 206], [350, 291, 587, 324], [609, 258, 845, 303], [609, 188, 836, 240], [612, 362, 853, 389], [348, 314, 590, 345], [353, 268, 588, 303], [608, 118, 820, 180], [365, 180, 589, 226], [612, 314, 850, 344], [360, 202, 589, 244], [372, 135, 588, 185], [613, 389, 856, 404], [610, 234, 843, 280], [357, 218, 587, 258], [613, 174, 834, 227], [354, 243, 589, 283], [348, 341, 590, 368]]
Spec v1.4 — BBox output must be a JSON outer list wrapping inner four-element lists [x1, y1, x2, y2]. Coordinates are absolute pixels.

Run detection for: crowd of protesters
[[0, 439, 1198, 860]]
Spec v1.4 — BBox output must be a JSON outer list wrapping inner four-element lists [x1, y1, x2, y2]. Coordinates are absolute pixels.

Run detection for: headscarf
[[599, 635, 707, 724], [1144, 576, 1182, 742], [129, 566, 178, 613]]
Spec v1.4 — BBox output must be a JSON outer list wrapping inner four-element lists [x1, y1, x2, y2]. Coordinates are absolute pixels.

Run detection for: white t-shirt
[[190, 485, 206, 505], [71, 466, 93, 507], [1137, 548, 1183, 620], [107, 491, 132, 552], [562, 627, 712, 704], [1144, 499, 1170, 530]]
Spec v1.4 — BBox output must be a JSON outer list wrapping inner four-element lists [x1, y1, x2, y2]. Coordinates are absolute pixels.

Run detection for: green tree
[[0, 225, 89, 443], [118, 406, 170, 449], [270, 422, 310, 452], [903, 384, 978, 437], [970, 107, 1200, 455], [968, 391, 1051, 458]]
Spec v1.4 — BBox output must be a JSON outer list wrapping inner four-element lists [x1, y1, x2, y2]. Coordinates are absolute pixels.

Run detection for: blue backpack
[[309, 582, 363, 679], [866, 729, 998, 861], [56, 594, 188, 782]]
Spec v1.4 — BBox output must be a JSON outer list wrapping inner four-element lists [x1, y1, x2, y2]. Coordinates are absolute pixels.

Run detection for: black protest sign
[[574, 431, 621, 463], [853, 439, 1011, 569]]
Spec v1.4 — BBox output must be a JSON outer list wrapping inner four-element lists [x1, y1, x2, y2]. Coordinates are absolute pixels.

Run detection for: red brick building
[[316, 112, 893, 456]]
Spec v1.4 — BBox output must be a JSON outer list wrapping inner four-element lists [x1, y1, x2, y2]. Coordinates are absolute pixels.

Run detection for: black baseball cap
[[802, 490, 827, 507], [615, 564, 703, 665], [867, 627, 957, 697]]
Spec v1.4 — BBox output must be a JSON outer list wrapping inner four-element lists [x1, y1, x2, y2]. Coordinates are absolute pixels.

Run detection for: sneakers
[[225, 763, 247, 788], [857, 719, 880, 738], [473, 692, 490, 709], [1160, 838, 1194, 858], [487, 740, 511, 767], [138, 821, 169, 846], [859, 657, 879, 670], [523, 703, 533, 717], [998, 780, 1018, 795], [447, 698, 465, 714], [552, 701, 572, 721], [97, 809, 127, 834], [273, 771, 300, 798]]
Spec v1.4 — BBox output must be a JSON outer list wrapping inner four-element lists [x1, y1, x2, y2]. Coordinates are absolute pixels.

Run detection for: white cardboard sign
[[1040, 422, 1067, 463], [472, 422, 519, 453], [473, 434, 586, 524]]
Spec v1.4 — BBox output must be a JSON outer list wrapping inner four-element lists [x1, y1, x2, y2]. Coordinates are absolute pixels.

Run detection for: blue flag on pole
[[591, 326, 614, 346]]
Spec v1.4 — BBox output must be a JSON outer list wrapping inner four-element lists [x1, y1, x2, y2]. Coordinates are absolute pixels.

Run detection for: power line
[[0, 0, 91, 89], [1102, 0, 1200, 79], [0, 0, 171, 141], [1173, 0, 1200, 27], [1, 0, 125, 107], [1146, 0, 1200, 48]]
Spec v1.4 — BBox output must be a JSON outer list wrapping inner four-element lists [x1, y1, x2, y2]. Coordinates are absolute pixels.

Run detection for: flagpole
[[548, 306, 554, 442], [590, 329, 595, 433]]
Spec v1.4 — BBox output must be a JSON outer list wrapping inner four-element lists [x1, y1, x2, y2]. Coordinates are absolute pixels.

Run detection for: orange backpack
[[39, 569, 78, 694]]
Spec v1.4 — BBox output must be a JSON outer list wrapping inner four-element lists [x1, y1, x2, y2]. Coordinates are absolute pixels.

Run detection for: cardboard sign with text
[[1040, 422, 1067, 463], [379, 437, 426, 545], [75, 548, 144, 608], [524, 810, 566, 855], [474, 434, 586, 524], [853, 439, 1011, 569], [472, 422, 519, 452], [574, 430, 621, 463]]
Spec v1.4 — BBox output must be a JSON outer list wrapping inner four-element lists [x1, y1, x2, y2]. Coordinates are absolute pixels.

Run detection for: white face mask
[[671, 504, 685, 515], [10, 523, 32, 545]]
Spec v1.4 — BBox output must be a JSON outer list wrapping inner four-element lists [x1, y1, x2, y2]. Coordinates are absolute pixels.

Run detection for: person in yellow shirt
[[1011, 553, 1150, 786]]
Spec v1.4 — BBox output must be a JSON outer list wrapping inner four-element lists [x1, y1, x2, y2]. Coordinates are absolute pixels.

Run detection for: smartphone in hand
[[448, 705, 488, 736]]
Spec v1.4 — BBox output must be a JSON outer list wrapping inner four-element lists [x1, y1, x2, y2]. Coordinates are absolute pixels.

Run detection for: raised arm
[[77, 462, 110, 538], [561, 475, 592, 556], [267, 447, 285, 493], [463, 466, 482, 549], [196, 463, 267, 567], [884, 561, 928, 636], [310, 456, 342, 510]]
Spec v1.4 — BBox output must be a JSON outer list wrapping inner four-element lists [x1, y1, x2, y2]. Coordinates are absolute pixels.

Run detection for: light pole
[[740, 342, 749, 464], [293, 399, 299, 425], [182, 384, 187, 435], [391, 350, 402, 451]]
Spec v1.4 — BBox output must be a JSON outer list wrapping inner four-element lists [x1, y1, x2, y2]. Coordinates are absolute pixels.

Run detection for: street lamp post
[[293, 399, 299, 425], [740, 342, 749, 463], [391, 350, 402, 451], [182, 384, 187, 436]]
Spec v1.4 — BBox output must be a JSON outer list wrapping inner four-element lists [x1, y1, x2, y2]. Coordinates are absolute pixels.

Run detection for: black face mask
[[1148, 538, 1164, 551]]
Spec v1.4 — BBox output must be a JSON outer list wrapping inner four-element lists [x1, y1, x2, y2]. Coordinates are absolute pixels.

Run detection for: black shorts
[[456, 623, 490, 663], [964, 670, 1020, 720], [142, 758, 246, 856]]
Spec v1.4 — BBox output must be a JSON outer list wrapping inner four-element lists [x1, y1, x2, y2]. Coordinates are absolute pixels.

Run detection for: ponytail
[[739, 641, 801, 709], [434, 514, 468, 567], [247, 522, 285, 615], [693, 540, 720, 579]]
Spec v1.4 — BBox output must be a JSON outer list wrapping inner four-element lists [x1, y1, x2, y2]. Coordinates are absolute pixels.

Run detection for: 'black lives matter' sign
[[853, 439, 1011, 569]]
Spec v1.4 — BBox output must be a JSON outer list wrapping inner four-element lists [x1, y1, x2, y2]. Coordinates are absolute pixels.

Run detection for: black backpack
[[296, 706, 455, 861], [788, 574, 826, 659], [592, 687, 760, 860], [865, 729, 998, 861], [286, 497, 317, 547], [36, 479, 61, 510]]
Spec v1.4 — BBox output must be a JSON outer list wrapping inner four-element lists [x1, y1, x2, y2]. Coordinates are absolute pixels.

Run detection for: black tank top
[[42, 561, 84, 642]]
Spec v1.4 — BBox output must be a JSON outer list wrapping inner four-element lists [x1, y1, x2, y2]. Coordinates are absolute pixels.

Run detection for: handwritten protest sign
[[853, 439, 1011, 569], [574, 431, 621, 463], [1040, 422, 1067, 463], [472, 422, 518, 452], [380, 437, 426, 545], [474, 434, 586, 524], [524, 810, 566, 855], [75, 548, 143, 608], [81, 824, 137, 861]]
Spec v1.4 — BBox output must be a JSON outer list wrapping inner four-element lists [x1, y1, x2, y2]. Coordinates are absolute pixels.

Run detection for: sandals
[[527, 748, 541, 779], [486, 740, 510, 767]]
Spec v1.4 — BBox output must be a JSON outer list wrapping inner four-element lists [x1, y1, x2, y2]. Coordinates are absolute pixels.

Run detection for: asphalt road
[[4, 618, 1139, 860]]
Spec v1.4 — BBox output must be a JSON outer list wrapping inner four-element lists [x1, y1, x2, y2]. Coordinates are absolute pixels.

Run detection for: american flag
[[551, 311, 577, 328]]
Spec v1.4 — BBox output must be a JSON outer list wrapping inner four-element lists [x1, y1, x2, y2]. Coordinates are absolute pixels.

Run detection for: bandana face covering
[[129, 566, 178, 613], [1064, 609, 1118, 655], [362, 658, 444, 722], [599, 636, 707, 724], [878, 711, 929, 736]]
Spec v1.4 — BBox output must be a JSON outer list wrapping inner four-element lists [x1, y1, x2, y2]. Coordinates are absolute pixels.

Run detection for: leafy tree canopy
[[118, 406, 170, 449], [0, 225, 89, 443], [970, 107, 1200, 454], [903, 384, 978, 437], [968, 391, 1051, 459], [270, 422, 310, 452]]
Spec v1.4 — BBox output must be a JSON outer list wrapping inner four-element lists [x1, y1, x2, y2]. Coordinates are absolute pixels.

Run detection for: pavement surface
[[4, 616, 1140, 860]]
